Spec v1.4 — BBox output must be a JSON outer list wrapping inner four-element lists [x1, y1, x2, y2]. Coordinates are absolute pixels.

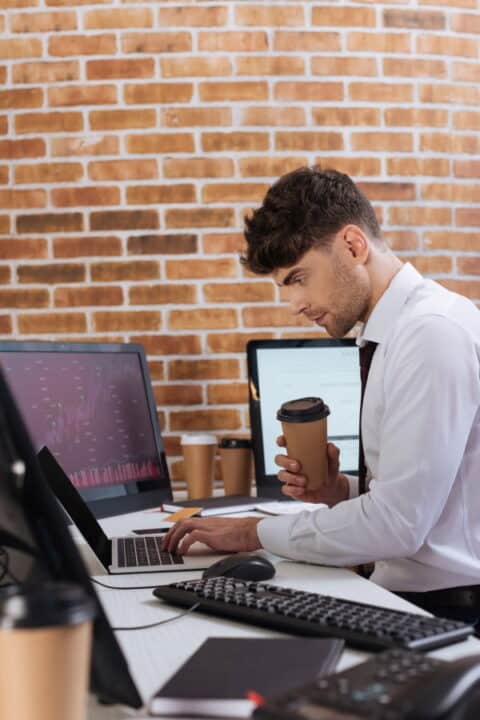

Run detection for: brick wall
[[1, 1, 479, 486]]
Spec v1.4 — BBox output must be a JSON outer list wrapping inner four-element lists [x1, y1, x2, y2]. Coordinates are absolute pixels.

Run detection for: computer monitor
[[0, 341, 172, 517], [0, 365, 142, 708], [247, 338, 361, 498]]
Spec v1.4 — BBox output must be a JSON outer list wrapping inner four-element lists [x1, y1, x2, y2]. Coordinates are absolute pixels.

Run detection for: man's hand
[[162, 517, 263, 555], [275, 438, 349, 506]]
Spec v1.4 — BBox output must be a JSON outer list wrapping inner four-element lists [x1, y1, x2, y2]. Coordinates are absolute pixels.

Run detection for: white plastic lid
[[181, 433, 217, 446]]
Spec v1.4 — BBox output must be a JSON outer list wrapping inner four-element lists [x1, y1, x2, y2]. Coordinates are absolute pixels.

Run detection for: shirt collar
[[356, 263, 425, 347]]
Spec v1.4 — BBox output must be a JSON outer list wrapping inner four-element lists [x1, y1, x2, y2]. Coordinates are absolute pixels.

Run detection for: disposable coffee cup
[[277, 397, 330, 491], [181, 433, 217, 499], [0, 581, 96, 720], [219, 437, 253, 496]]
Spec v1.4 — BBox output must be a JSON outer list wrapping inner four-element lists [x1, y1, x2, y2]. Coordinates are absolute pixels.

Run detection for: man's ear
[[341, 225, 369, 265]]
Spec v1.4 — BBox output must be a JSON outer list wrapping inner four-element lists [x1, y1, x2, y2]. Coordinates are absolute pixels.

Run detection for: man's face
[[273, 233, 371, 338]]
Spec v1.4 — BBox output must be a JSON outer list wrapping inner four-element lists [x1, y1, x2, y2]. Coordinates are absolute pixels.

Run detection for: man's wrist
[[247, 518, 263, 551]]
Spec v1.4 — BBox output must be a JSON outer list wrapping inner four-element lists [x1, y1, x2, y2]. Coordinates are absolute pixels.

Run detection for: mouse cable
[[91, 577, 162, 591], [111, 602, 200, 632]]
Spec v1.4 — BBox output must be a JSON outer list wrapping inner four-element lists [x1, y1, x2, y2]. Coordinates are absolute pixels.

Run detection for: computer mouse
[[202, 553, 276, 581]]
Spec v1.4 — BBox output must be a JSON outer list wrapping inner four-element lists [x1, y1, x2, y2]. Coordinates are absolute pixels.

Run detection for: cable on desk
[[111, 602, 200, 632], [91, 577, 163, 591]]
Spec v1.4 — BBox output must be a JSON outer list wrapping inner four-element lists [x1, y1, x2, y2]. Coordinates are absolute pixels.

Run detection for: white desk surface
[[83, 509, 480, 719]]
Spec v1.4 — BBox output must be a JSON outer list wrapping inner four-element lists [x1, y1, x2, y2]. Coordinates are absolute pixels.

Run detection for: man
[[163, 167, 480, 628]]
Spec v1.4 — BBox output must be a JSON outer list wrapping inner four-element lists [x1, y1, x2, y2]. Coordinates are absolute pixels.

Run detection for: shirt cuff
[[346, 473, 359, 499], [257, 515, 303, 560]]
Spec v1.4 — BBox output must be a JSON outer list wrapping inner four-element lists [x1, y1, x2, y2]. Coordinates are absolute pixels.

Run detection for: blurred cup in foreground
[[219, 437, 253, 496], [181, 433, 217, 499]]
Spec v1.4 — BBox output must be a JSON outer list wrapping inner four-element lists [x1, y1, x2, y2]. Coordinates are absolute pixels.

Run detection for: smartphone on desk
[[254, 648, 480, 720]]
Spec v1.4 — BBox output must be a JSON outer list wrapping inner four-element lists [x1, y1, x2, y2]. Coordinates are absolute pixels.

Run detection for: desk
[[84, 510, 480, 720]]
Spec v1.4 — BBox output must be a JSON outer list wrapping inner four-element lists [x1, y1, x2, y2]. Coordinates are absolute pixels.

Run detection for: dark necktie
[[358, 341, 378, 496]]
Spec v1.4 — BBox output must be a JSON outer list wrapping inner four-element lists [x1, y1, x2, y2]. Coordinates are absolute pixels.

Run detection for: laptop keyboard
[[117, 536, 184, 568]]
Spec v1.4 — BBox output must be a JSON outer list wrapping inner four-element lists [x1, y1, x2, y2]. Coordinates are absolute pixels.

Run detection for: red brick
[[274, 32, 340, 52], [17, 213, 82, 234], [166, 208, 234, 229], [383, 57, 446, 78], [207, 332, 274, 354], [236, 5, 304, 26], [55, 285, 123, 307], [90, 109, 155, 131], [383, 231, 419, 251], [451, 12, 480, 34], [389, 206, 452, 226], [275, 82, 343, 102], [16, 112, 82, 134], [13, 60, 79, 84], [129, 283, 196, 305], [350, 82, 412, 103], [202, 183, 269, 204], [11, 9, 76, 32], [161, 56, 231, 78], [164, 157, 233, 179], [87, 58, 154, 80], [312, 107, 380, 127], [383, 9, 445, 29], [0, 139, 45, 159], [51, 135, 119, 157], [0, 289, 49, 308], [424, 231, 480, 251], [122, 32, 191, 54], [454, 112, 480, 132], [202, 233, 245, 254], [0, 314, 11, 334], [136, 334, 201, 356], [89, 159, 157, 181], [94, 311, 161, 332], [200, 81, 268, 102], [0, 237, 47, 259], [126, 133, 194, 154], [169, 308, 237, 330], [15, 162, 83, 184], [420, 133, 479, 155], [239, 156, 307, 178], [124, 82, 192, 105], [18, 312, 86, 334], [199, 31, 267, 52], [154, 384, 202, 407], [454, 160, 480, 178], [417, 34, 477, 58], [18, 263, 85, 284], [358, 182, 415, 202], [385, 108, 448, 127], [202, 132, 268, 152], [0, 189, 45, 209], [0, 266, 9, 282], [420, 84, 479, 106], [456, 209, 480, 227], [126, 184, 195, 205], [0, 88, 43, 110], [207, 383, 249, 405], [85, 7, 152, 29], [275, 132, 343, 151], [453, 62, 480, 83], [49, 34, 116, 57], [352, 133, 412, 152], [0, 39, 42, 59], [204, 282, 274, 303], [90, 210, 158, 231], [162, 107, 231, 128], [438, 279, 480, 300], [0, 114, 5, 134], [242, 306, 311, 328], [52, 186, 120, 207], [169, 359, 239, 381], [171, 409, 241, 433], [91, 260, 159, 282], [166, 258, 237, 280], [348, 32, 411, 53], [387, 158, 449, 177], [312, 56, 377, 76], [403, 255, 452, 275], [421, 183, 480, 203], [54, 235, 121, 258], [48, 84, 117, 107], [237, 56, 305, 76], [128, 234, 197, 255], [0, 216, 9, 233], [159, 6, 228, 26], [457, 257, 480, 275], [0, 166, 8, 184], [315, 157, 381, 177]]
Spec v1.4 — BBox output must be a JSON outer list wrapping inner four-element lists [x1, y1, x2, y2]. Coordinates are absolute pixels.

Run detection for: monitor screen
[[248, 339, 361, 497], [0, 342, 172, 516]]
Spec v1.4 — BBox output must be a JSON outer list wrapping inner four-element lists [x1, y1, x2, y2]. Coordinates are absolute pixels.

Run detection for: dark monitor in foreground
[[0, 366, 142, 708], [0, 341, 172, 517]]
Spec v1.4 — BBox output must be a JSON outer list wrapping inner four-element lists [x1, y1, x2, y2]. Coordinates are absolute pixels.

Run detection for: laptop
[[0, 340, 173, 518], [247, 338, 361, 499], [38, 446, 224, 574]]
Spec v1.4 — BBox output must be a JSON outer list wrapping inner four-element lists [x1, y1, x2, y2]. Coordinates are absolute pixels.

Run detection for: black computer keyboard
[[153, 577, 473, 652]]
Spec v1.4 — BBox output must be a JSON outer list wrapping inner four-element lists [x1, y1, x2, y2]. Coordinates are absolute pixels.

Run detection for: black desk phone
[[255, 648, 480, 720]]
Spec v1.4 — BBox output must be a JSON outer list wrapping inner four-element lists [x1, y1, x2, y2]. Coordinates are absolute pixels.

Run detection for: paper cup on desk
[[181, 433, 217, 500], [277, 397, 330, 491], [219, 437, 253, 496], [0, 581, 95, 720]]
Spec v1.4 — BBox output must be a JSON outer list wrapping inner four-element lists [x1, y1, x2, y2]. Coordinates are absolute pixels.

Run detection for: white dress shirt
[[257, 263, 480, 592]]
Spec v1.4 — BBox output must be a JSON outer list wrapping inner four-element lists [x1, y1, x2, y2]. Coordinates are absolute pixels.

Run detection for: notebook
[[149, 637, 344, 717], [38, 446, 224, 574]]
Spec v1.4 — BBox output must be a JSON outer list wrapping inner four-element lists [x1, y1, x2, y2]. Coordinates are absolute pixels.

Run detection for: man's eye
[[294, 276, 306, 286]]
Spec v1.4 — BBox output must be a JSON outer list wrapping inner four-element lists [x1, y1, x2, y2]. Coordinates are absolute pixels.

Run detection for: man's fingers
[[179, 529, 211, 555], [276, 435, 286, 447], [163, 519, 195, 553], [281, 484, 304, 498], [275, 453, 300, 472], [277, 470, 306, 487]]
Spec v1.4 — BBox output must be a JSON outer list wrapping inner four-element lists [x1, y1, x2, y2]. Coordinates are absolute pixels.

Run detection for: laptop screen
[[0, 342, 172, 516], [247, 339, 361, 498]]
